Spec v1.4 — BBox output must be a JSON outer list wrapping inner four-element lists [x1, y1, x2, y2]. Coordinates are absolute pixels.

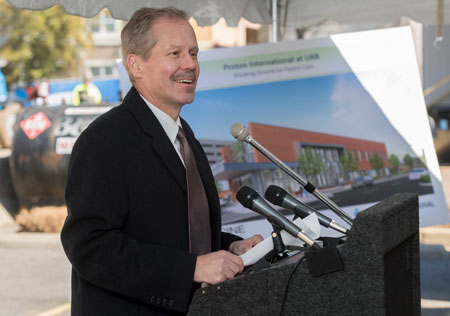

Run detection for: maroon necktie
[[177, 127, 211, 255]]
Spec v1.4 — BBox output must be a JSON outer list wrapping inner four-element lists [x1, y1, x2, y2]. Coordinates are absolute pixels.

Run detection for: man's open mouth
[[175, 79, 194, 84], [173, 71, 196, 84]]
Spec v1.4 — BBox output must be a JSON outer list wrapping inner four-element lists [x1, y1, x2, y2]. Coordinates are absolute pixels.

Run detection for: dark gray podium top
[[188, 193, 420, 316]]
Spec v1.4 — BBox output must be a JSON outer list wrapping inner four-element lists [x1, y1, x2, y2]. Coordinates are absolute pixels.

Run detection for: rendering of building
[[213, 122, 390, 199], [198, 138, 235, 165]]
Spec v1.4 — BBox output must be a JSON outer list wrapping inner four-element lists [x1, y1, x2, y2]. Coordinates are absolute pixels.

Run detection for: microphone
[[236, 186, 321, 249], [230, 123, 353, 226], [265, 185, 348, 234]]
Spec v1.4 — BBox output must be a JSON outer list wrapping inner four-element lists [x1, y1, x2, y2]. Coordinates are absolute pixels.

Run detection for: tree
[[215, 181, 223, 192], [230, 142, 246, 163], [369, 153, 384, 175], [298, 147, 323, 181], [403, 153, 414, 170], [0, 1, 90, 85], [340, 150, 359, 176], [389, 154, 401, 174]]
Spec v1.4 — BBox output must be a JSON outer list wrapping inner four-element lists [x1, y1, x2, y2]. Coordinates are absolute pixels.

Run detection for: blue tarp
[[49, 78, 120, 104], [0, 69, 7, 103]]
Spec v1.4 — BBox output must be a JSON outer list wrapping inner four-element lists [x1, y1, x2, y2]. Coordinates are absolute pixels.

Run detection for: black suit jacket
[[61, 87, 240, 316]]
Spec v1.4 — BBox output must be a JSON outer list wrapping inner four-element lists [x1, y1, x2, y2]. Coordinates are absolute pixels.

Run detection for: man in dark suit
[[61, 7, 262, 316]]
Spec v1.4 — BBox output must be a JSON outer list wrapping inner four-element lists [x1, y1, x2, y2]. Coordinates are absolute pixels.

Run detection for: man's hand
[[228, 234, 264, 256], [194, 250, 243, 284]]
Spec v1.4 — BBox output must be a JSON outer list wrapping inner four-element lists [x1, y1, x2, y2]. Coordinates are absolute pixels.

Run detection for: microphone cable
[[278, 254, 307, 316]]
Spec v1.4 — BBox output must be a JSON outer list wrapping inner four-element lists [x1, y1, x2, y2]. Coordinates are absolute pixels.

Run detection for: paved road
[[0, 226, 70, 316], [421, 244, 450, 316], [222, 176, 434, 225], [308, 176, 434, 210]]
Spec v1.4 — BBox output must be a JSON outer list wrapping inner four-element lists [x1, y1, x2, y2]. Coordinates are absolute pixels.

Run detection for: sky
[[181, 72, 414, 159]]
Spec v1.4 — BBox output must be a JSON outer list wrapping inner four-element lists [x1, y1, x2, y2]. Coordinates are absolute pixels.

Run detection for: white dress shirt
[[140, 95, 185, 166]]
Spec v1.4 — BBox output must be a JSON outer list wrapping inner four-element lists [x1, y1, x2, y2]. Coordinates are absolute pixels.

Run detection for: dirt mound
[[15, 206, 67, 233]]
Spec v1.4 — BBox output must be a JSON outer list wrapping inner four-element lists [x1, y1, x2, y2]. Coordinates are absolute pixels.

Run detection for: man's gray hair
[[121, 7, 189, 82]]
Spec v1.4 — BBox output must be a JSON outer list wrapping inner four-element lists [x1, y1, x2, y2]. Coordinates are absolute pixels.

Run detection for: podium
[[187, 193, 420, 316]]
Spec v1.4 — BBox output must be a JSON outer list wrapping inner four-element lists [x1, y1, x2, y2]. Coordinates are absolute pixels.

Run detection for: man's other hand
[[228, 234, 263, 256], [194, 250, 244, 284]]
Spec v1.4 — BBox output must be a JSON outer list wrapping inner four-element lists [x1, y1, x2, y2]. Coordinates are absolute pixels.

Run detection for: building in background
[[82, 9, 124, 79], [423, 24, 450, 163], [80, 10, 268, 79], [192, 18, 268, 50], [75, 10, 268, 104]]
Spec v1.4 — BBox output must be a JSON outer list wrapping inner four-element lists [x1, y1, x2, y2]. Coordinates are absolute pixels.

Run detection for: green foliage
[[298, 147, 323, 180], [0, 0, 91, 85], [369, 153, 384, 171], [403, 154, 414, 169], [340, 150, 359, 173], [215, 181, 223, 192], [230, 142, 245, 163], [389, 154, 401, 174], [419, 174, 431, 183]]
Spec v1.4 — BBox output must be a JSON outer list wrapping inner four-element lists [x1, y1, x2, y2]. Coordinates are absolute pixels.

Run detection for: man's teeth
[[176, 79, 193, 83]]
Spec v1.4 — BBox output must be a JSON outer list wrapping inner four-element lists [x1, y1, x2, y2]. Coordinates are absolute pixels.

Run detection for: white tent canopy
[[285, 0, 450, 27], [5, 0, 272, 27], [6, 0, 450, 27]]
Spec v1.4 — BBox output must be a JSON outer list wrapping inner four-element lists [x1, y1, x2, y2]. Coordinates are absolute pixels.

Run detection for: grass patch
[[15, 206, 67, 233]]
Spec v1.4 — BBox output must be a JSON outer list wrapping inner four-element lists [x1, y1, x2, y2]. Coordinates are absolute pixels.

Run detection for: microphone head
[[230, 123, 250, 142], [265, 185, 288, 206], [236, 186, 259, 209]]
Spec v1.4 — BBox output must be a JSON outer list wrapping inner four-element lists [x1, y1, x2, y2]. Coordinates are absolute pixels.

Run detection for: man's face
[[135, 18, 199, 111]]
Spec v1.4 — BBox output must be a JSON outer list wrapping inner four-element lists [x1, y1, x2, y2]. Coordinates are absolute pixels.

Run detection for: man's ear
[[127, 54, 143, 78]]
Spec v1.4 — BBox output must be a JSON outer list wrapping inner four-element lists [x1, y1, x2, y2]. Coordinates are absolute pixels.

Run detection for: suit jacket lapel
[[123, 87, 187, 193], [122, 88, 221, 249]]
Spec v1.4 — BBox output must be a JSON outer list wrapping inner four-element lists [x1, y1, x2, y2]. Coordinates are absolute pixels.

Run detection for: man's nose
[[181, 52, 198, 70]]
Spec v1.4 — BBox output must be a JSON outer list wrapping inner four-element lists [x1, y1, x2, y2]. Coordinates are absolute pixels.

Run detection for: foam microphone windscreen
[[230, 123, 250, 141]]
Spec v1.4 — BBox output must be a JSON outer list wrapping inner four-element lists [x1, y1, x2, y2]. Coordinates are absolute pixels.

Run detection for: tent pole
[[272, 0, 278, 42]]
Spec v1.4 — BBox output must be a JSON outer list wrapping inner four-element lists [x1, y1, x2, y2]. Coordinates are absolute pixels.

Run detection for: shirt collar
[[140, 94, 182, 144]]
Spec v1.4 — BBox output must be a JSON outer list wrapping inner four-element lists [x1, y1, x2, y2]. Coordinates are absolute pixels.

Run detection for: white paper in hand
[[239, 213, 320, 267]]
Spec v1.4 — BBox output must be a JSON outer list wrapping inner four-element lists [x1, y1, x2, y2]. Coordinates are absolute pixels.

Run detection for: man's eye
[[190, 52, 198, 58], [169, 51, 179, 56]]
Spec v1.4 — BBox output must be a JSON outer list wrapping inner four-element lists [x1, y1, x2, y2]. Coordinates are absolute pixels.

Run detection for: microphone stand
[[244, 134, 353, 226], [270, 226, 287, 261], [248, 224, 305, 273]]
